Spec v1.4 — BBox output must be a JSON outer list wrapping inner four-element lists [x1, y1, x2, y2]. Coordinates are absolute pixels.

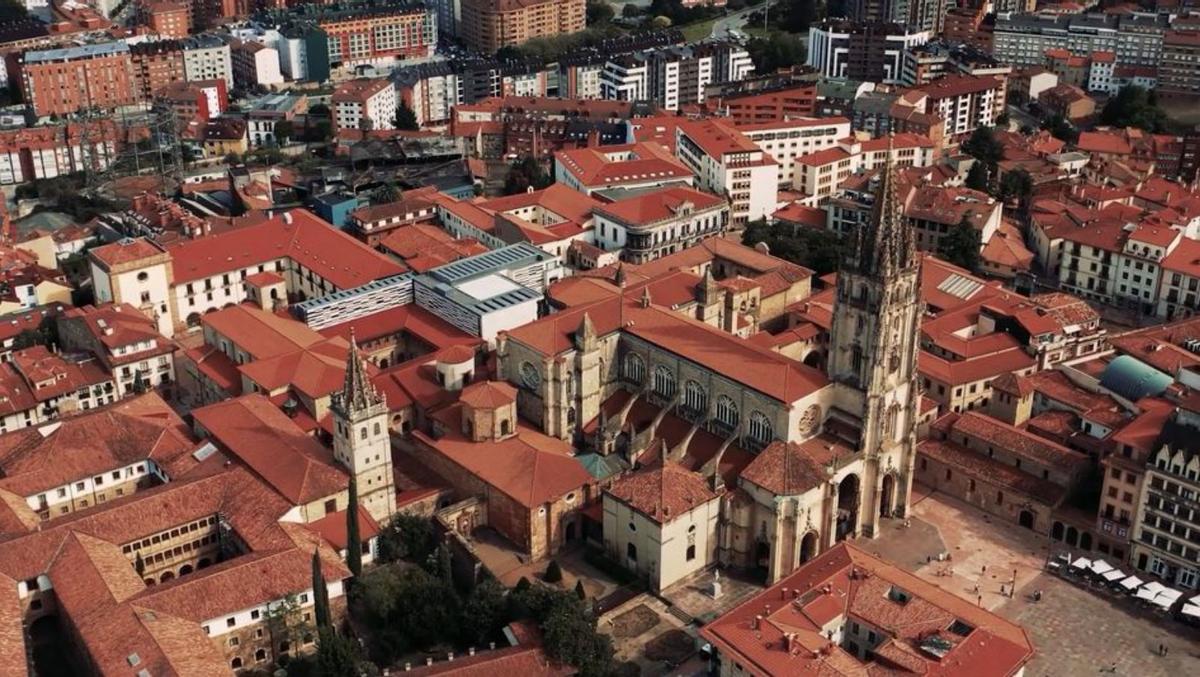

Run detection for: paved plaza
[[875, 487, 1200, 677]]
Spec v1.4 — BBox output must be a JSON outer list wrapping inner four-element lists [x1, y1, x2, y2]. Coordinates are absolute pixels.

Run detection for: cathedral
[[497, 141, 924, 586]]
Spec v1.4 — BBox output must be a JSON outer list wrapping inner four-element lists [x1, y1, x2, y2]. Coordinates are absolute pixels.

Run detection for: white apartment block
[[675, 119, 778, 227], [794, 134, 935, 199], [183, 39, 234, 89], [232, 42, 284, 89], [599, 43, 752, 111], [736, 117, 851, 188], [332, 79, 397, 131]]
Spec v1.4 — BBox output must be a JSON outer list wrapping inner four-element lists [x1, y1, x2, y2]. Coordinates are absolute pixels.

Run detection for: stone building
[[505, 141, 923, 584]]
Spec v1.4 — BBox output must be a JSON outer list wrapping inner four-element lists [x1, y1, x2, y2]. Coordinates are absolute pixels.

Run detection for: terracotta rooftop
[[594, 186, 725, 227], [459, 380, 517, 410], [948, 411, 1090, 473], [700, 542, 1034, 677], [554, 141, 692, 188], [605, 462, 719, 524], [202, 303, 324, 361], [167, 209, 404, 288], [192, 394, 348, 506]]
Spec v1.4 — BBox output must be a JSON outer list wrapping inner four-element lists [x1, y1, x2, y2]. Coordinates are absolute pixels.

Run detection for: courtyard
[[871, 486, 1200, 677]]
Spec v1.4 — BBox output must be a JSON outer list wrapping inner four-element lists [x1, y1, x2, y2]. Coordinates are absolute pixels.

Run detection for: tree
[[274, 119, 295, 145], [395, 101, 419, 131], [309, 103, 330, 117], [371, 182, 402, 205], [742, 218, 845, 276], [781, 0, 819, 33], [503, 156, 551, 195], [264, 593, 307, 667], [1041, 114, 1078, 144], [996, 112, 1010, 127], [131, 370, 149, 395], [964, 161, 989, 192], [514, 576, 532, 593], [746, 32, 807, 74], [311, 550, 332, 630], [134, 551, 145, 577], [621, 3, 641, 17], [543, 560, 563, 584], [315, 627, 359, 677], [437, 542, 454, 589], [461, 578, 508, 644], [574, 580, 587, 600], [378, 514, 436, 564], [541, 598, 614, 677], [1100, 85, 1167, 133], [961, 127, 1004, 168], [650, 15, 672, 28], [937, 216, 982, 272], [586, 0, 614, 25], [997, 168, 1034, 217], [346, 478, 363, 579]]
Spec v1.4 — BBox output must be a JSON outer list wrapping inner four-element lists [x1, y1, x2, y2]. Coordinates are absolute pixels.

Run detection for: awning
[[1101, 569, 1125, 582], [1136, 582, 1167, 600], [1119, 575, 1144, 590], [1182, 604, 1200, 619], [1070, 557, 1092, 569], [1157, 589, 1183, 604], [1090, 560, 1114, 575]]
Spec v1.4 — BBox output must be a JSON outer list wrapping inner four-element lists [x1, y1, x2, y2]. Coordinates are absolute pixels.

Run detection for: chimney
[[404, 664, 411, 672], [489, 642, 496, 650], [782, 587, 789, 600], [447, 652, 454, 662], [753, 615, 762, 630], [469, 647, 475, 656], [425, 658, 432, 667]]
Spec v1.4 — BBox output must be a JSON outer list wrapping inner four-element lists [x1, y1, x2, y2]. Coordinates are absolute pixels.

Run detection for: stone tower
[[332, 331, 396, 523], [827, 136, 922, 539], [573, 312, 602, 434]]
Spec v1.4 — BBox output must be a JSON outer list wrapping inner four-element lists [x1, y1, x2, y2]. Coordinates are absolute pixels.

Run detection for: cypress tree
[[312, 549, 331, 629], [346, 477, 363, 578]]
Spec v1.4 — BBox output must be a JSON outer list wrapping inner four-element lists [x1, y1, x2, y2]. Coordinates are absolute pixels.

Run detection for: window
[[622, 353, 645, 384], [716, 395, 739, 429], [250, 610, 259, 620], [748, 411, 773, 445], [683, 380, 706, 415], [653, 365, 676, 398], [229, 637, 239, 647], [626, 543, 637, 562], [686, 544, 696, 561], [226, 617, 236, 628], [231, 658, 242, 669]]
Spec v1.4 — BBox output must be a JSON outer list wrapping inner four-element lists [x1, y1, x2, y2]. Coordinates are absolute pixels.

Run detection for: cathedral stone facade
[[498, 141, 923, 586]]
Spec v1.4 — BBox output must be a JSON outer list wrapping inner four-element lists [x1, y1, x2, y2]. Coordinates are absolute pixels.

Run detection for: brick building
[[459, 0, 586, 53], [19, 42, 138, 116], [129, 39, 186, 101]]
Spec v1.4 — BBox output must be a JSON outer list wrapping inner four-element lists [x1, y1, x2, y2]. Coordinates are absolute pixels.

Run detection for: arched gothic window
[[748, 411, 773, 444], [623, 353, 645, 384], [716, 395, 739, 430], [683, 380, 706, 415], [653, 365, 676, 398]]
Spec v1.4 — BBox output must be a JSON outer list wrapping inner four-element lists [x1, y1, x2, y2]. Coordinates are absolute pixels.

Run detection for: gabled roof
[[192, 394, 347, 506]]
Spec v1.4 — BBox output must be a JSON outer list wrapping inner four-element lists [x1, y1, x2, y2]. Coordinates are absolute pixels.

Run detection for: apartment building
[[992, 12, 1170, 68], [459, 0, 585, 53], [674, 118, 777, 227], [592, 185, 728, 263], [320, 2, 438, 68], [144, 1, 189, 39], [129, 39, 186, 101], [795, 133, 934, 200], [0, 120, 121, 184], [806, 20, 929, 84], [230, 39, 284, 90], [332, 78, 397, 132], [19, 42, 138, 116], [57, 302, 178, 397], [1159, 30, 1200, 100], [910, 74, 1003, 139], [599, 42, 753, 111], [1130, 414, 1200, 590], [182, 35, 233, 89], [734, 116, 850, 188]]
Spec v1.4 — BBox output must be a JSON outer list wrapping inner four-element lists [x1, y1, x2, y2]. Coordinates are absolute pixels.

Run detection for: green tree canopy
[[377, 514, 437, 564], [395, 101, 419, 131], [962, 126, 1004, 167], [345, 478, 363, 579], [746, 31, 807, 74], [1100, 85, 1168, 133], [586, 0, 614, 25], [315, 627, 359, 677], [742, 218, 844, 276], [503, 156, 552, 195], [964, 161, 989, 192], [937, 217, 982, 273]]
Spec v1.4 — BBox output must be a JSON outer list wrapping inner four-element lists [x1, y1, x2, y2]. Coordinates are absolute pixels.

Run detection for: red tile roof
[[605, 462, 719, 524], [192, 394, 348, 505], [305, 504, 380, 550], [202, 303, 324, 361], [459, 380, 516, 409], [554, 141, 692, 188], [950, 411, 1090, 473], [594, 186, 725, 227], [89, 238, 165, 269], [167, 209, 404, 287], [413, 404, 590, 508], [700, 542, 1034, 677]]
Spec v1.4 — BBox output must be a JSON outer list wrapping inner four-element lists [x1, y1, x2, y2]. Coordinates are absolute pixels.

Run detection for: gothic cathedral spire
[[826, 133, 922, 539], [332, 329, 393, 522], [849, 135, 917, 279]]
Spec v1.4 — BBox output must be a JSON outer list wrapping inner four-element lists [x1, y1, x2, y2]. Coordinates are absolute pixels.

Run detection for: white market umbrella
[[1071, 557, 1092, 569], [1151, 595, 1174, 609], [1181, 604, 1200, 619], [1090, 560, 1114, 575], [1136, 582, 1167, 600], [1157, 589, 1183, 604], [1102, 569, 1125, 582], [1119, 575, 1144, 590]]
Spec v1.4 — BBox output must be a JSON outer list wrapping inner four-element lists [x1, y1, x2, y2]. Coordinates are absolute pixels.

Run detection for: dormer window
[[887, 585, 911, 605]]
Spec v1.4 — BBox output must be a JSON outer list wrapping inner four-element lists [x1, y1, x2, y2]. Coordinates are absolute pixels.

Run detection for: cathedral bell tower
[[827, 135, 922, 538], [332, 331, 396, 523]]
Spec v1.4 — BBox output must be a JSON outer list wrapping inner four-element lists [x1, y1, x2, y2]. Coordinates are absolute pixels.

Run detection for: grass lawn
[[680, 18, 716, 41]]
